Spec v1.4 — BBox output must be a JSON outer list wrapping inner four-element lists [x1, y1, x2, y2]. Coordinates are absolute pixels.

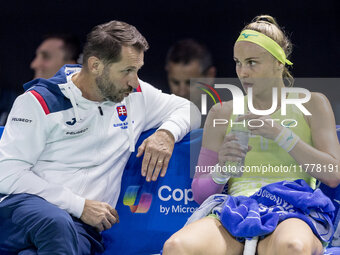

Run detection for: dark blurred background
[[0, 0, 339, 119]]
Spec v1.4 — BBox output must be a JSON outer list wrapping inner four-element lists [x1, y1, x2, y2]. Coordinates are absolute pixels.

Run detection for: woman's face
[[233, 41, 283, 95]]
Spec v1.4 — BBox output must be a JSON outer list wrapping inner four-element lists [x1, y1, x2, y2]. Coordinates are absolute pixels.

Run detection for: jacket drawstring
[[126, 97, 135, 152], [64, 85, 81, 122]]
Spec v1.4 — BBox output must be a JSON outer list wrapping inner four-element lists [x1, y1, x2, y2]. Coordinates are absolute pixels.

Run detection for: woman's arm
[[289, 92, 340, 187], [192, 101, 233, 204], [245, 92, 340, 187]]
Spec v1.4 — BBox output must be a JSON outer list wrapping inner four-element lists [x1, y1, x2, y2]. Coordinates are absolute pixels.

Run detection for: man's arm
[[0, 93, 85, 218], [136, 80, 201, 181]]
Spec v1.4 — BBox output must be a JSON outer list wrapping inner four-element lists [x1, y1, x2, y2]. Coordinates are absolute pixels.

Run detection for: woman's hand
[[240, 114, 283, 140], [218, 133, 250, 167]]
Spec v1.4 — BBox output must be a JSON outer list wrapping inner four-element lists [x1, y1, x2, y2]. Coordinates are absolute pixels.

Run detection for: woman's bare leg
[[257, 218, 324, 255], [163, 216, 244, 255]]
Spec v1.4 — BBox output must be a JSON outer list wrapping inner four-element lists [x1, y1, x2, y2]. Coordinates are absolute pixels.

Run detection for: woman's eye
[[235, 60, 241, 66]]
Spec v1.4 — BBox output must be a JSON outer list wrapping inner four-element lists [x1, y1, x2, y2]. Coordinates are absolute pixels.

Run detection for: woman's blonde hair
[[243, 15, 294, 86]]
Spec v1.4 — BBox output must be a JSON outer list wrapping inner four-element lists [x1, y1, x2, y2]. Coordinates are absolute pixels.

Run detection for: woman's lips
[[243, 82, 253, 90]]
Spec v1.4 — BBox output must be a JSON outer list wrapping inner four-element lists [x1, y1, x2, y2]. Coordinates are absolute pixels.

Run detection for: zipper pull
[[98, 106, 103, 116]]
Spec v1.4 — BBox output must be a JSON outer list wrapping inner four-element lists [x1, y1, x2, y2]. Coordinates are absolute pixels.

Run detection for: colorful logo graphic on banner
[[123, 185, 153, 213]]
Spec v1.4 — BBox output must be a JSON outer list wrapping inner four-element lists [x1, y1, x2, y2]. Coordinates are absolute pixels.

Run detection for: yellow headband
[[236, 29, 293, 66]]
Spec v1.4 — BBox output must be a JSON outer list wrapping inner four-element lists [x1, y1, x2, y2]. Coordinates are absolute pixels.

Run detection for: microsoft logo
[[123, 185, 153, 213]]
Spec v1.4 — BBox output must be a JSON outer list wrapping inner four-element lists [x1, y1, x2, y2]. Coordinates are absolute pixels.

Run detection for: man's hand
[[80, 199, 119, 232], [136, 129, 175, 182]]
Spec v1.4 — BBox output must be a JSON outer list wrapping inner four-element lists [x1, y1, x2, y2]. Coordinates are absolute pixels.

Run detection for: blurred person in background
[[30, 33, 81, 79], [165, 39, 216, 108]]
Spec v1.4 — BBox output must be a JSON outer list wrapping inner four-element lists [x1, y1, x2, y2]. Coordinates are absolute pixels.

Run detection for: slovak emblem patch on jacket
[[116, 105, 127, 122]]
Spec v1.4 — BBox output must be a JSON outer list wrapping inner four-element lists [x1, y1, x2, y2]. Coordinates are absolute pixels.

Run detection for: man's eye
[[248, 60, 256, 66], [171, 80, 180, 86], [41, 54, 50, 60]]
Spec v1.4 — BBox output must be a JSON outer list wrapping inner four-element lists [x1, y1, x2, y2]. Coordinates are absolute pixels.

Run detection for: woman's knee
[[163, 235, 191, 255], [162, 217, 243, 255], [274, 237, 312, 255], [258, 218, 323, 255]]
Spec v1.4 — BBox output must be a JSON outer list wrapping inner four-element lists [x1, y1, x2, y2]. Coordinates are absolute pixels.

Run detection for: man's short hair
[[43, 34, 81, 62], [83, 20, 149, 67], [166, 39, 213, 74]]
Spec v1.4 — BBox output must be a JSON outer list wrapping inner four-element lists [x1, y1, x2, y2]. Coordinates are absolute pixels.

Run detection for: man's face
[[95, 46, 144, 102], [30, 38, 69, 79], [166, 60, 203, 100]]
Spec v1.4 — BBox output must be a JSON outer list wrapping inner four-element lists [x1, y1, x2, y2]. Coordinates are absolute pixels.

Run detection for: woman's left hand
[[239, 114, 283, 140]]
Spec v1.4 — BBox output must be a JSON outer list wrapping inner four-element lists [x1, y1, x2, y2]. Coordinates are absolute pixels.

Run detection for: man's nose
[[178, 83, 189, 98], [127, 74, 139, 89], [30, 56, 40, 70]]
